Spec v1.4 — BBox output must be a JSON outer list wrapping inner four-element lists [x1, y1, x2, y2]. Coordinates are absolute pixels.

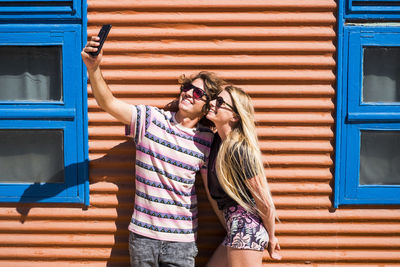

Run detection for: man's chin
[[178, 102, 190, 113], [179, 100, 193, 109]]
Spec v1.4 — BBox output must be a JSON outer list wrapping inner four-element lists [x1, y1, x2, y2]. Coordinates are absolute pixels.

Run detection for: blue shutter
[[346, 0, 400, 19], [336, 25, 400, 206], [0, 0, 81, 19], [0, 20, 88, 204]]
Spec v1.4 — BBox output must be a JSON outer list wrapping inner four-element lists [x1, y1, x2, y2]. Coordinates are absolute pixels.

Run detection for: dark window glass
[[363, 47, 400, 103], [360, 130, 400, 185], [0, 129, 64, 183], [0, 46, 62, 101]]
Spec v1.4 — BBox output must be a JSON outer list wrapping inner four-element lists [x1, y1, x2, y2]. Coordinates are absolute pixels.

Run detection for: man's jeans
[[129, 232, 198, 267]]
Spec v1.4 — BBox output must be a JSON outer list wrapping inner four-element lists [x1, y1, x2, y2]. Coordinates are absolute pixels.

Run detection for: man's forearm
[[88, 67, 115, 112], [82, 38, 133, 125]]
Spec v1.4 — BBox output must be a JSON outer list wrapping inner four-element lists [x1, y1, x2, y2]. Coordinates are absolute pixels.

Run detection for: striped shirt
[[125, 105, 214, 242]]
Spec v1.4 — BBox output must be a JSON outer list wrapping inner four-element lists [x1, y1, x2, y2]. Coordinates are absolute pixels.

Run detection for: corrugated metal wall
[[2, 0, 400, 266]]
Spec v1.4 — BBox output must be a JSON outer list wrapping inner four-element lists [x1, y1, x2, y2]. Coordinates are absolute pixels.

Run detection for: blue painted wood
[[0, 6, 88, 204], [343, 124, 400, 205], [0, 121, 82, 203], [0, 109, 75, 120], [334, 0, 346, 208], [346, 0, 400, 19], [0, 0, 81, 20], [81, 0, 89, 207], [347, 26, 400, 116], [348, 112, 400, 121]]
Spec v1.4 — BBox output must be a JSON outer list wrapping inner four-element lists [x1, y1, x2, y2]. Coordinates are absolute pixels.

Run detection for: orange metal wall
[[2, 0, 400, 266]]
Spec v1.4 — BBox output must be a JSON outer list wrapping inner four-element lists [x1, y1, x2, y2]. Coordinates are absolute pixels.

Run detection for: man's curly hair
[[164, 71, 225, 128]]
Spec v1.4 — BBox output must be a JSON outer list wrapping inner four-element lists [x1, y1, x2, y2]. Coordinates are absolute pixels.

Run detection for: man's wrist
[[88, 66, 100, 75], [87, 66, 102, 79]]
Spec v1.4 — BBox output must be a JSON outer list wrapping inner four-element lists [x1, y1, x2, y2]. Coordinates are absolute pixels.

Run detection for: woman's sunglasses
[[216, 96, 237, 113], [181, 83, 209, 100]]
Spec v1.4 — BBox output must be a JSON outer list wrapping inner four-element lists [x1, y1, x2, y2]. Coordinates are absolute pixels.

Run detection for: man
[[82, 35, 224, 267]]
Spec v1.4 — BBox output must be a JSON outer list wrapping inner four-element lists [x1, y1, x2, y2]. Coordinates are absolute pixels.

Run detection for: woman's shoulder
[[231, 141, 251, 157]]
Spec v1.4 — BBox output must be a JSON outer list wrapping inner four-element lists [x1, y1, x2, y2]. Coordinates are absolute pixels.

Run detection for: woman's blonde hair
[[216, 85, 276, 217]]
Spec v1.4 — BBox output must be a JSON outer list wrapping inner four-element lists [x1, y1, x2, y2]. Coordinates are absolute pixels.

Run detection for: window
[[0, 5, 88, 204], [335, 18, 400, 205]]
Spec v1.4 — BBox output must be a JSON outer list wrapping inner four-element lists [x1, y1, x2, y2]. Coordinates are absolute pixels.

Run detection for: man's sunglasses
[[216, 96, 237, 113], [181, 83, 209, 100]]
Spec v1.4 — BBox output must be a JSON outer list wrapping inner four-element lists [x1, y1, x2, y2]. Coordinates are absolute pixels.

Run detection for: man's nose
[[183, 89, 194, 97]]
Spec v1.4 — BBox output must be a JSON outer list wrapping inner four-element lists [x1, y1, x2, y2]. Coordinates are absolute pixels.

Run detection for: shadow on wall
[[6, 139, 223, 266], [92, 140, 136, 266], [1, 141, 134, 266], [12, 160, 90, 224]]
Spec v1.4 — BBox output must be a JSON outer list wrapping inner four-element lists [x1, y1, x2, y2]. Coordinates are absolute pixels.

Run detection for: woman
[[205, 85, 282, 266]]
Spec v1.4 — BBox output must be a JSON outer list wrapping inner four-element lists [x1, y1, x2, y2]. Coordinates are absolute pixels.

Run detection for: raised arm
[[81, 36, 132, 125]]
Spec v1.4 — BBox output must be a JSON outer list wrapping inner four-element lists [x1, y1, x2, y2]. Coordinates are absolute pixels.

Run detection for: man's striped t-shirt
[[125, 105, 214, 242]]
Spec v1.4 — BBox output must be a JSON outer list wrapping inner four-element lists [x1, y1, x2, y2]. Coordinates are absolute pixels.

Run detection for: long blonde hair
[[216, 85, 276, 217]]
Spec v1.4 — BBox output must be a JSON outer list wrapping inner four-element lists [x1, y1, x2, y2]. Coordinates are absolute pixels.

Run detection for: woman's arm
[[200, 171, 226, 229], [248, 177, 282, 260]]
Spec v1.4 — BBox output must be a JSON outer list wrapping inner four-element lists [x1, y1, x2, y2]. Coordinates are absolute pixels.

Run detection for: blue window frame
[[0, 7, 88, 205], [344, 124, 400, 204], [336, 16, 400, 205], [347, 27, 400, 120]]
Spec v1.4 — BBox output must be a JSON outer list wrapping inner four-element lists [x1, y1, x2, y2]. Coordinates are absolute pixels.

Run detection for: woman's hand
[[267, 236, 282, 260], [81, 36, 103, 73]]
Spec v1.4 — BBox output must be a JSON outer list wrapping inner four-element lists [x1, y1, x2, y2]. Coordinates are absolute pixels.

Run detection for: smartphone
[[89, 24, 112, 57]]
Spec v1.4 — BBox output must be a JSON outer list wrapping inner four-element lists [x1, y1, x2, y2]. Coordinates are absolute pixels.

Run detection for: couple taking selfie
[[82, 30, 282, 267]]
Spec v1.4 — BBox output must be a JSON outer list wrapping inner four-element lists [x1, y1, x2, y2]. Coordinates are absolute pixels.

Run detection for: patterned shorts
[[222, 204, 269, 251]]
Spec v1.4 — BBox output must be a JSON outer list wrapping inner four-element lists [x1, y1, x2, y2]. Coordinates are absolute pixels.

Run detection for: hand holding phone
[[89, 24, 112, 57]]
